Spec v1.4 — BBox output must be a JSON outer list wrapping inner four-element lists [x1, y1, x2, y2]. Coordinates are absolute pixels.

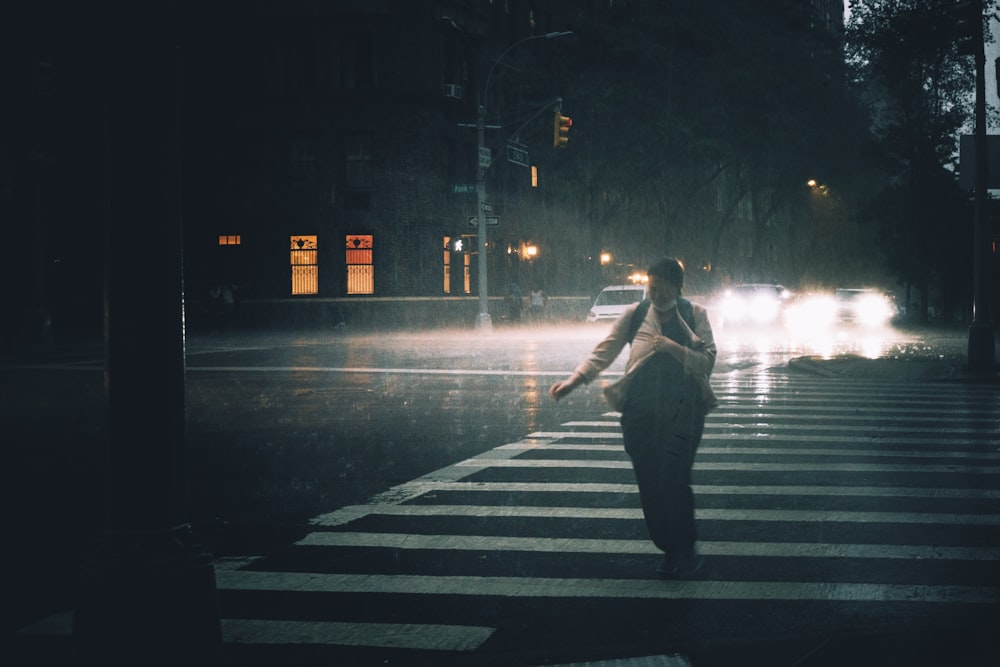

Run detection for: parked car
[[586, 284, 648, 323]]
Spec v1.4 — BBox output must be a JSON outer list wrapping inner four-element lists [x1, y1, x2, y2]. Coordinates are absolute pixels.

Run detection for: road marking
[[531, 422, 1000, 436], [315, 502, 999, 526], [294, 532, 1000, 561], [502, 442, 1000, 459], [331, 479, 1000, 500], [215, 570, 999, 604], [456, 457, 1000, 474], [221, 618, 494, 650], [187, 365, 585, 377]]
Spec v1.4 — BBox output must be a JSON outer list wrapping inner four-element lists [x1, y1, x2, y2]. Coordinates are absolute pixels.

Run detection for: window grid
[[346, 234, 374, 295], [290, 235, 318, 295]]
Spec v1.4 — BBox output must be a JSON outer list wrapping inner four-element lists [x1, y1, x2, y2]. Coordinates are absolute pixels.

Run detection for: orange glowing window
[[218, 235, 241, 245], [290, 235, 318, 295], [346, 234, 373, 295]]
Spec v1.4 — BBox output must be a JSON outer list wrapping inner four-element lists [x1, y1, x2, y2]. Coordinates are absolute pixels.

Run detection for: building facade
[[185, 0, 574, 315]]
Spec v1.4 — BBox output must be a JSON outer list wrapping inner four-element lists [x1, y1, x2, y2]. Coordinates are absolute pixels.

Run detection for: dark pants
[[621, 406, 703, 560]]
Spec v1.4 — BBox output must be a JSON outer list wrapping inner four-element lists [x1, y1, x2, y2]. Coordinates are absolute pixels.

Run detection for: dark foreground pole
[[968, 0, 996, 371], [72, 2, 221, 663]]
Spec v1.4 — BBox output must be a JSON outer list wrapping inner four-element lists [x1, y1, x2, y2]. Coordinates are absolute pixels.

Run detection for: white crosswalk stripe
[[215, 375, 1000, 654]]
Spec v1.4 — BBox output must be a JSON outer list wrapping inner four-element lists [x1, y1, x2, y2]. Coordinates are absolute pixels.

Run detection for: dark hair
[[647, 256, 685, 290]]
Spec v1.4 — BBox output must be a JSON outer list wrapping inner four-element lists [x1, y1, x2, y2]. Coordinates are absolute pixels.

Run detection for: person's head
[[646, 257, 684, 310]]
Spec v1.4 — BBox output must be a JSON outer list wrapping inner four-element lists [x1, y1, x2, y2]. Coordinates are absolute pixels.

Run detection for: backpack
[[625, 297, 695, 344]]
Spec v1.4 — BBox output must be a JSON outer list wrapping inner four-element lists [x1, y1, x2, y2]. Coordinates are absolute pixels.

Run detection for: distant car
[[834, 288, 897, 327], [717, 283, 791, 328], [586, 284, 648, 323], [785, 287, 899, 333]]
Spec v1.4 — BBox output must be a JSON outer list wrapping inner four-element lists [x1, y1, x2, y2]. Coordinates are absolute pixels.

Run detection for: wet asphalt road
[[6, 322, 991, 656]]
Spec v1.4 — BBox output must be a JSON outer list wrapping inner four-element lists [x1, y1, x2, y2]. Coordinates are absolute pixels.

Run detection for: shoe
[[656, 554, 703, 579]]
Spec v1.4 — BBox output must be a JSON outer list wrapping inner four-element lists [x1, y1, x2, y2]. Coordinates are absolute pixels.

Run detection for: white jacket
[[573, 300, 718, 412]]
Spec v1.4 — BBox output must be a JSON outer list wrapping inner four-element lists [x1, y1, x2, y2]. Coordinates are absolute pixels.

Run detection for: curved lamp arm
[[481, 31, 573, 112]]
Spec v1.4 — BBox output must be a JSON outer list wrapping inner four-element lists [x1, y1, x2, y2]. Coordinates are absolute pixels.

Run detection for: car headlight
[[787, 295, 837, 332], [722, 296, 748, 322], [855, 295, 892, 326], [749, 294, 780, 324]]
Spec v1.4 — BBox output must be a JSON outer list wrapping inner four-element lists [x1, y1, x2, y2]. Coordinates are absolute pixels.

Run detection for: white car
[[586, 284, 648, 323]]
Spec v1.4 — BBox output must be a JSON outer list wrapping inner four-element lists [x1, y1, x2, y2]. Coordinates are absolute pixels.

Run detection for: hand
[[549, 374, 580, 401], [654, 335, 682, 355]]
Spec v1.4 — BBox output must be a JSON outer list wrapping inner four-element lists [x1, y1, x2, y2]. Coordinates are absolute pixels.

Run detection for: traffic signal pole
[[473, 30, 572, 332], [476, 104, 491, 331]]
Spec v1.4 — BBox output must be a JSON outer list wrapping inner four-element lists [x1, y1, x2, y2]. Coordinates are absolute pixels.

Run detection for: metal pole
[[968, 2, 996, 370], [476, 104, 492, 331], [473, 31, 572, 332]]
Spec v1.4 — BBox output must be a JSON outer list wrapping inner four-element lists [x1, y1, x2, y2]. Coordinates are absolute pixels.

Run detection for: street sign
[[451, 183, 476, 193], [479, 146, 492, 168], [468, 216, 500, 227], [507, 144, 529, 167], [481, 201, 493, 212]]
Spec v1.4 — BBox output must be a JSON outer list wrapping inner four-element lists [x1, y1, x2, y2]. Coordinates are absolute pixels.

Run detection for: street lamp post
[[475, 31, 572, 331]]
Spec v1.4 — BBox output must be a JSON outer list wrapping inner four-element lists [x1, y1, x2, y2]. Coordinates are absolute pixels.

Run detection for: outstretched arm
[[549, 371, 586, 401]]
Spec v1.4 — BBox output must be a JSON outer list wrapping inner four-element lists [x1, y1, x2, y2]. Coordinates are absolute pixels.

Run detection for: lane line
[[293, 532, 1000, 561], [215, 570, 1000, 604]]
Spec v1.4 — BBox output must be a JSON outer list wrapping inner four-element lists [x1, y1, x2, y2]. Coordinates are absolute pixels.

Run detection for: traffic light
[[955, 0, 982, 56], [553, 111, 572, 148]]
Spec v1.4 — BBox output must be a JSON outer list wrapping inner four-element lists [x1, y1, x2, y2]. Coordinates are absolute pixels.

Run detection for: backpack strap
[[677, 297, 694, 330], [626, 299, 651, 344]]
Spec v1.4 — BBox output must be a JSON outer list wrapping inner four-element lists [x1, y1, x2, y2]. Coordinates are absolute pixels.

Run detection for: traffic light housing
[[553, 111, 572, 148]]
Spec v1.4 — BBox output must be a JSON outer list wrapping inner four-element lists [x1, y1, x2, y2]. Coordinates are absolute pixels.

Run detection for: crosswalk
[[215, 373, 1000, 663]]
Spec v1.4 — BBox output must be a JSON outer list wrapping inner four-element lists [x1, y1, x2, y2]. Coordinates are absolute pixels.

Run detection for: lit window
[[346, 234, 373, 294], [218, 235, 241, 245], [290, 235, 318, 295]]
